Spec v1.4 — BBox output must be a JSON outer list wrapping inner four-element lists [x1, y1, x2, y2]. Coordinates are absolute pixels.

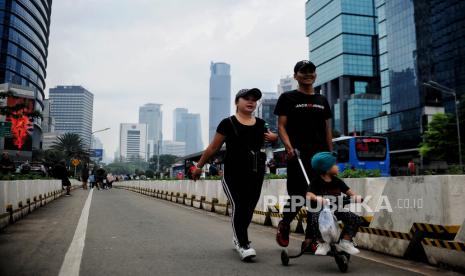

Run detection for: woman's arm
[[192, 133, 226, 178], [264, 130, 278, 142]]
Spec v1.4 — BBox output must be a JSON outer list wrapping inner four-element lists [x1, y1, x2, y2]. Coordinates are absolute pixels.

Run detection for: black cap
[[235, 88, 262, 102], [294, 60, 316, 74]]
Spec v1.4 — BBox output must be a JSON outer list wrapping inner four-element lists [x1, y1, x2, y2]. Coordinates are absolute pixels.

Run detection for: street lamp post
[[90, 127, 110, 164], [422, 81, 462, 169]]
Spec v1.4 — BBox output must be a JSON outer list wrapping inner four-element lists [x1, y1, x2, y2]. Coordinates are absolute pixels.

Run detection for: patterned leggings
[[306, 210, 363, 240]]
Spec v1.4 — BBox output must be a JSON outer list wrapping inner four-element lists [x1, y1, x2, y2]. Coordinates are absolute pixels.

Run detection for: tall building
[[306, 0, 381, 135], [41, 131, 61, 150], [173, 108, 188, 142], [161, 140, 186, 157], [173, 108, 203, 155], [0, 1, 53, 156], [41, 99, 54, 133], [277, 76, 298, 95], [256, 92, 278, 132], [209, 62, 231, 142], [119, 123, 148, 162], [362, 0, 465, 165], [139, 103, 162, 153], [49, 86, 94, 147]]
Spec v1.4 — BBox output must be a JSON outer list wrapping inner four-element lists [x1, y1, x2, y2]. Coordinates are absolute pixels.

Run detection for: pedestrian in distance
[[408, 160, 416, 176], [193, 88, 278, 262], [81, 163, 89, 190], [0, 152, 15, 175], [53, 160, 72, 196], [274, 60, 333, 251]]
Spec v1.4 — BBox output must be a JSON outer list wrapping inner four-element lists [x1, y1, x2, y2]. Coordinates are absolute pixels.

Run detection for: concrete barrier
[[0, 179, 81, 229], [115, 175, 465, 270]]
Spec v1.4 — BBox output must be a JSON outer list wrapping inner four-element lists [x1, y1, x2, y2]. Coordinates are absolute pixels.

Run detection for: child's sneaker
[[336, 239, 360, 255], [315, 242, 331, 255], [276, 221, 290, 247], [237, 244, 256, 261]]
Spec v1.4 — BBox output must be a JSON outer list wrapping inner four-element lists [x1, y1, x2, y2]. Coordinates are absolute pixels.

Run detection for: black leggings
[[222, 167, 264, 247]]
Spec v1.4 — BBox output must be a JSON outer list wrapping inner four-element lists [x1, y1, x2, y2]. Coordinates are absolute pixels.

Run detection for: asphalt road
[[0, 188, 452, 276]]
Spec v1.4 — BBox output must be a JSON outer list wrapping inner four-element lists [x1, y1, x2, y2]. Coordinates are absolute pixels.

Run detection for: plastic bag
[[318, 206, 340, 243]]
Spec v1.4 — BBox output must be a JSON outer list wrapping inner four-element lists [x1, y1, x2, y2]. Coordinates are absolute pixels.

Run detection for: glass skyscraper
[[173, 108, 203, 155], [49, 86, 94, 147], [139, 103, 163, 156], [363, 0, 465, 165], [209, 62, 231, 142], [0, 0, 52, 152], [306, 0, 381, 135]]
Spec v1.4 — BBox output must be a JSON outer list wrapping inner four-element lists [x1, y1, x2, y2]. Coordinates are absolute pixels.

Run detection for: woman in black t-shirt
[[193, 88, 278, 262]]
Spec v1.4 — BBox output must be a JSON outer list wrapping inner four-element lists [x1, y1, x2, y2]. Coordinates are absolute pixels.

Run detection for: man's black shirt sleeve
[[274, 93, 289, 116]]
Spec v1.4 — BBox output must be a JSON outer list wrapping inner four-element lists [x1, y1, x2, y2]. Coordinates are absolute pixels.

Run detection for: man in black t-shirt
[[274, 60, 333, 248]]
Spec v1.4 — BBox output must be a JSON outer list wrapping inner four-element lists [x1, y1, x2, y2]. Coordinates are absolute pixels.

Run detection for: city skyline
[[44, 0, 308, 156]]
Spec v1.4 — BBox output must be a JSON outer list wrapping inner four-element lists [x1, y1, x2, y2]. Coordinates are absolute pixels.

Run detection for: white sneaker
[[336, 239, 360, 255], [232, 237, 240, 251], [315, 242, 331, 255], [237, 245, 256, 261]]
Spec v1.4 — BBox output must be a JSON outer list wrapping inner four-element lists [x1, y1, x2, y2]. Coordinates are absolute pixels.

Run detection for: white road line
[[58, 189, 94, 276]]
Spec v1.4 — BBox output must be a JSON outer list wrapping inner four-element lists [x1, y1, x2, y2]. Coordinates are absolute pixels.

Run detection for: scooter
[[279, 150, 353, 273]]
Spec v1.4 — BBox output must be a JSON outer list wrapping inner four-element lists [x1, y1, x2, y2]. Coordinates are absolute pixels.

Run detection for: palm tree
[[51, 133, 89, 163]]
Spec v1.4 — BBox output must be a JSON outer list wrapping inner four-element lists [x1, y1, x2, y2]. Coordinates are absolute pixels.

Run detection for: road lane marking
[[58, 189, 94, 276]]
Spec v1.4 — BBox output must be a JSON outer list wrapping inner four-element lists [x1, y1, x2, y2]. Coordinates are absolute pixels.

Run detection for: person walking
[[53, 160, 72, 196], [192, 88, 278, 261], [274, 60, 333, 250], [95, 167, 106, 190], [0, 152, 15, 175], [408, 160, 416, 176], [81, 163, 89, 190]]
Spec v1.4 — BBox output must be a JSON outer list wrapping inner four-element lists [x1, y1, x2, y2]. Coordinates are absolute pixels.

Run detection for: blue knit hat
[[311, 152, 337, 173]]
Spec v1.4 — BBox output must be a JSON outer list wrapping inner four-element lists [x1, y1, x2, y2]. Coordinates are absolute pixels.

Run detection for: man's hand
[[285, 146, 295, 160]]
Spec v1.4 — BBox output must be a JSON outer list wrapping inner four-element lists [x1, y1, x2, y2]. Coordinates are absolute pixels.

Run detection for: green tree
[[145, 169, 155, 178], [51, 133, 89, 164], [104, 162, 137, 175], [420, 113, 458, 162], [149, 154, 178, 172]]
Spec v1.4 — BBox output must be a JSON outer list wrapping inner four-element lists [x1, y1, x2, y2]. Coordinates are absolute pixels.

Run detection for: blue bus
[[273, 136, 390, 176], [333, 136, 390, 176]]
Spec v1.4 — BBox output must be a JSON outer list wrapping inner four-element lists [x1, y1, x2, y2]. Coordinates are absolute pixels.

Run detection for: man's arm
[[325, 119, 333, 151], [278, 116, 295, 159]]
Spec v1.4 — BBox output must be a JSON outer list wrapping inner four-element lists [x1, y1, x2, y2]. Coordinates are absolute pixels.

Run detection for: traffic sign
[[90, 149, 103, 158], [71, 159, 80, 167]]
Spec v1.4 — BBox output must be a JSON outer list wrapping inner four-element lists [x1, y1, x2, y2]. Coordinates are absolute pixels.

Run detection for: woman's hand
[[192, 167, 203, 181], [264, 130, 278, 142]]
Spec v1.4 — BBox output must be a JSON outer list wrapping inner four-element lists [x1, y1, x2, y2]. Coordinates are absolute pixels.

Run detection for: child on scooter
[[306, 152, 363, 256]]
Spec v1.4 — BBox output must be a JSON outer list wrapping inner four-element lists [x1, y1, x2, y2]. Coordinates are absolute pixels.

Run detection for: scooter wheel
[[281, 249, 289, 266], [335, 254, 349, 273]]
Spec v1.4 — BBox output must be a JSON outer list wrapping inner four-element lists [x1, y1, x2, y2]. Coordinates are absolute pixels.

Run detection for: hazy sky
[[45, 0, 307, 160]]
